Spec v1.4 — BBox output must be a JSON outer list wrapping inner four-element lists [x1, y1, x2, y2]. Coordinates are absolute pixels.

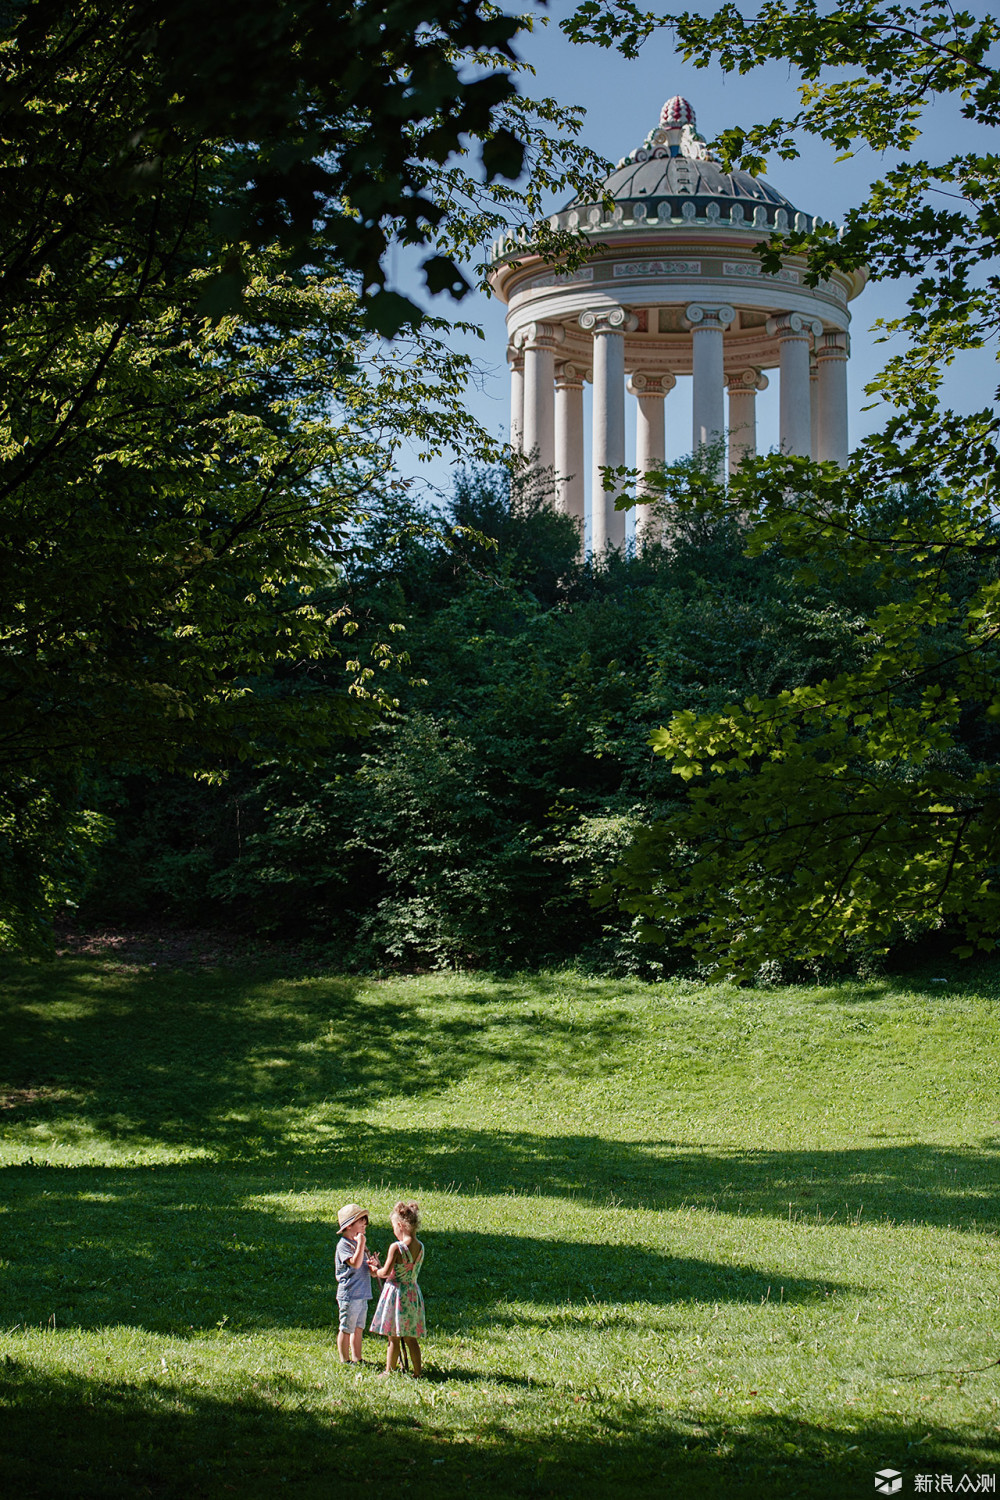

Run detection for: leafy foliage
[[88, 469, 876, 972], [8, 1, 602, 330], [563, 0, 1000, 975], [604, 459, 1000, 975], [0, 2, 603, 947]]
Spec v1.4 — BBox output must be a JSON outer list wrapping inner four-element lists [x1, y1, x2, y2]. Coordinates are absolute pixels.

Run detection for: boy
[[335, 1203, 377, 1363]]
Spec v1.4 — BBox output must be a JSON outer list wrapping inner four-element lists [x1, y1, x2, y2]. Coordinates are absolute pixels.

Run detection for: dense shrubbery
[[83, 467, 879, 972]]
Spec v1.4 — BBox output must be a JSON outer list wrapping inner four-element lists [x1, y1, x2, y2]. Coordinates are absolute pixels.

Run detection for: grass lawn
[[1, 945, 999, 1498]]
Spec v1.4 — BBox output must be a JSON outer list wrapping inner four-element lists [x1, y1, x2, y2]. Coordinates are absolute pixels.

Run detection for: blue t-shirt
[[335, 1235, 372, 1302]]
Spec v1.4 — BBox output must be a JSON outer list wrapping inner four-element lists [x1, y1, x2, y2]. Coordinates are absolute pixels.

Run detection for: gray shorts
[[338, 1298, 369, 1333]]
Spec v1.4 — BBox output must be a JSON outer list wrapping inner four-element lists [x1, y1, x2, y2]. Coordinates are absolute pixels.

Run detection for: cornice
[[489, 238, 865, 308]]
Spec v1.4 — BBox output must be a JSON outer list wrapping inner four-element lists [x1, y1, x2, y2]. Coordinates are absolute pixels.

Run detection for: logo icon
[[875, 1472, 903, 1496]]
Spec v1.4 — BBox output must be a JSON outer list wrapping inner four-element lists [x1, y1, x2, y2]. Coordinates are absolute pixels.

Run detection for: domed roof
[[555, 97, 813, 235], [489, 97, 820, 268], [602, 151, 800, 213]]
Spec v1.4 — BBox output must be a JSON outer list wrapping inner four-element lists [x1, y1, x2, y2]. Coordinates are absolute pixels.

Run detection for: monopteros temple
[[489, 97, 866, 552]]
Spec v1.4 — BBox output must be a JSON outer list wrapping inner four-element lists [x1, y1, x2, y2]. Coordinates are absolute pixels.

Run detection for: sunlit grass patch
[[1, 956, 999, 1495]]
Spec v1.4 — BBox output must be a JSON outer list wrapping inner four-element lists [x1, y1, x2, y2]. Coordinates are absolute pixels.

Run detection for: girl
[[370, 1200, 425, 1377]]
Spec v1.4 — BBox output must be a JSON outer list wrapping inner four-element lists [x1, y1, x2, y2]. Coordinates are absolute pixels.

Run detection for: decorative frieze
[[614, 260, 701, 278], [723, 261, 799, 285], [527, 268, 595, 290]]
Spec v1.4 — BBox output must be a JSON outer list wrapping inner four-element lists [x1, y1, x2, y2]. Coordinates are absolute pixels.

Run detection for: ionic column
[[520, 321, 564, 470], [508, 343, 524, 453], [629, 371, 676, 547], [554, 361, 588, 543], [766, 313, 821, 457], [810, 358, 820, 460], [726, 368, 768, 473], [580, 306, 637, 555], [815, 332, 850, 464], [686, 304, 735, 470]]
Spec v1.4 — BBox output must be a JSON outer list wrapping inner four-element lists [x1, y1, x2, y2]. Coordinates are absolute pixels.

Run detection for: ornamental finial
[[660, 96, 696, 130], [614, 97, 718, 167]]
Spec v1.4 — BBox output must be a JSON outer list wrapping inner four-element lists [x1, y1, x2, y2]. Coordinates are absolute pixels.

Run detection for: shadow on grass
[[2, 957, 997, 1231], [0, 1168, 852, 1336], [325, 1127, 1000, 1230], [1, 1358, 996, 1500], [0, 959, 636, 1159]]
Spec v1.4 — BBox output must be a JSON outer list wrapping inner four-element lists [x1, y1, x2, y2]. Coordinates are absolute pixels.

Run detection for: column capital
[[516, 320, 565, 350], [766, 311, 823, 341], [506, 341, 524, 370], [685, 303, 735, 330], [579, 305, 638, 335], [815, 330, 850, 361], [726, 367, 768, 393], [628, 371, 676, 397], [555, 360, 590, 388]]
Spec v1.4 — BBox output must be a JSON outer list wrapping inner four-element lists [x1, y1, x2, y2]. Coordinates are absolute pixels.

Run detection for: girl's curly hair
[[392, 1200, 420, 1230]]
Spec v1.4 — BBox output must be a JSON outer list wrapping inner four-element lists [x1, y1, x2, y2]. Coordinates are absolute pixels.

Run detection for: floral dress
[[370, 1240, 425, 1338]]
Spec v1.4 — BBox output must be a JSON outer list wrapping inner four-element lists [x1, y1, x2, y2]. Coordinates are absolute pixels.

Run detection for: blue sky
[[395, 4, 994, 500]]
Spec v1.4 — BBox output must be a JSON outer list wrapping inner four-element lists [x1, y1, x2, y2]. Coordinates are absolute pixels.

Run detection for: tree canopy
[[565, 0, 1000, 975], [0, 0, 602, 947], [85, 466, 875, 974]]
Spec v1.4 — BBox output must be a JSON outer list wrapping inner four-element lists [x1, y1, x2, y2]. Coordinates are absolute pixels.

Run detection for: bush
[[85, 466, 879, 972]]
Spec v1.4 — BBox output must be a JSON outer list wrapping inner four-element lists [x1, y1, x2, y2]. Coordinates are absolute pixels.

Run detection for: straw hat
[[337, 1203, 369, 1232]]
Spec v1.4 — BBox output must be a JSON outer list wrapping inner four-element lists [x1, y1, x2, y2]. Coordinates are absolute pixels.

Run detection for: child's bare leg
[[403, 1338, 422, 1377], [351, 1327, 364, 1362], [385, 1337, 401, 1372], [337, 1330, 353, 1363]]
